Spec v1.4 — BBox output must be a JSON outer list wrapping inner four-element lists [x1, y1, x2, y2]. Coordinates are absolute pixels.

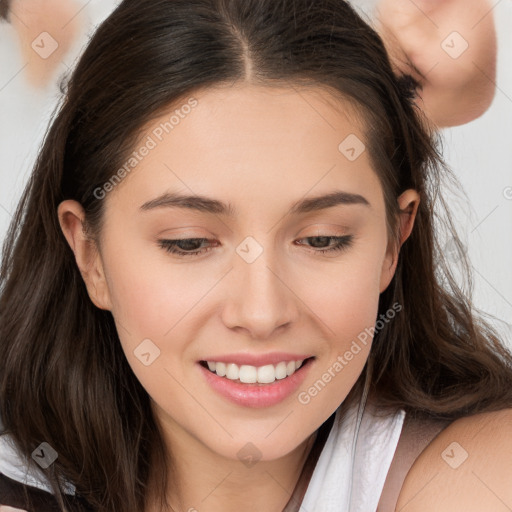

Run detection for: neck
[[144, 418, 321, 512]]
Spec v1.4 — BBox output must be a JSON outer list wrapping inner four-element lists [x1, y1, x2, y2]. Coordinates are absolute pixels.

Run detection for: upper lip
[[199, 352, 314, 367]]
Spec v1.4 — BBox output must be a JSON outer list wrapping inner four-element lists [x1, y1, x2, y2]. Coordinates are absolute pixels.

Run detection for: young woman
[[1, 1, 511, 511]]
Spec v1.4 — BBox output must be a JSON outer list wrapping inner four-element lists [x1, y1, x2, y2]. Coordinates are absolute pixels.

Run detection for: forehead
[[158, 82, 366, 160], [105, 82, 384, 216]]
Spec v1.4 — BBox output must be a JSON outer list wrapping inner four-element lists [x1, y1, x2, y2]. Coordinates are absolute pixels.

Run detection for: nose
[[220, 241, 300, 339]]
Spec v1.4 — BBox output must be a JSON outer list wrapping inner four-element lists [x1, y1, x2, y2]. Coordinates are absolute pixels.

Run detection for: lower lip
[[198, 358, 314, 408]]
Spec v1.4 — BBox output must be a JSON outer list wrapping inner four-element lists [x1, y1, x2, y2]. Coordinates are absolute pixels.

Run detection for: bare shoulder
[[395, 407, 512, 512]]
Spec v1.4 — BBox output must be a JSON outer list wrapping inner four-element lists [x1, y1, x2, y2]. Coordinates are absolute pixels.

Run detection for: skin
[[395, 408, 512, 511], [9, 0, 84, 88], [375, 0, 497, 127], [58, 83, 419, 512]]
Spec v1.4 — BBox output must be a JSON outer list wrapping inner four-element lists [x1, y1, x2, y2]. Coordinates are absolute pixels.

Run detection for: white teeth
[[205, 358, 307, 384], [275, 361, 287, 379], [226, 363, 239, 380], [239, 365, 257, 383], [215, 362, 226, 376], [257, 365, 276, 384]]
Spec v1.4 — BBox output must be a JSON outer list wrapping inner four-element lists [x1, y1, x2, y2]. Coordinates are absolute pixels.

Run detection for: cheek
[[99, 240, 191, 364], [292, 245, 384, 398], [102, 249, 204, 398], [305, 265, 379, 357], [294, 244, 385, 334], [103, 234, 211, 332]]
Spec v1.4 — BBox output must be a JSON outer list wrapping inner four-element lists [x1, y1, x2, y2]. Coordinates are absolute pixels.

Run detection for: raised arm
[[374, 0, 497, 127], [6, 0, 85, 89]]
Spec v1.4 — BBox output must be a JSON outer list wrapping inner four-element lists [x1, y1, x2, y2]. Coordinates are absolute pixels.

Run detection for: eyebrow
[[139, 190, 370, 216]]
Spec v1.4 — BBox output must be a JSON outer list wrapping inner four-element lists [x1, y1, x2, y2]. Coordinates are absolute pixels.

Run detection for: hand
[[374, 0, 498, 127], [9, 0, 85, 89]]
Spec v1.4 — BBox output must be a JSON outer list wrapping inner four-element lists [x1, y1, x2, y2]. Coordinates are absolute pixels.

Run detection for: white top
[[301, 399, 406, 511], [0, 399, 405, 511], [0, 435, 76, 495]]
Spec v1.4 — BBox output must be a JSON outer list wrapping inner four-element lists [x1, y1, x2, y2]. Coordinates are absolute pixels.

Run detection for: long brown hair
[[1, 0, 512, 511], [0, 0, 10, 21]]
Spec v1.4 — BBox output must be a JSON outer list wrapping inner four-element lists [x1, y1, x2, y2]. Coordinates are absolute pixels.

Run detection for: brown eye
[[158, 238, 216, 257], [296, 235, 354, 255]]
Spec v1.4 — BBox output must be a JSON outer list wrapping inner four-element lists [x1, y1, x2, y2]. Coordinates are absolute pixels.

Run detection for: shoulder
[[395, 407, 512, 511]]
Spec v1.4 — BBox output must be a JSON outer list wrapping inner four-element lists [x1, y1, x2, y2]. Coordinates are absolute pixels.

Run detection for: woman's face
[[61, 83, 413, 462]]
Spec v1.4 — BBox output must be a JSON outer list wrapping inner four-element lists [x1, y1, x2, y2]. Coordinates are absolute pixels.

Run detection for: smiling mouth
[[199, 356, 315, 385]]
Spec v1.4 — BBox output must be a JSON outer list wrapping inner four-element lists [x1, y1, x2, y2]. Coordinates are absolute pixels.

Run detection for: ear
[[379, 189, 420, 293], [57, 200, 113, 311]]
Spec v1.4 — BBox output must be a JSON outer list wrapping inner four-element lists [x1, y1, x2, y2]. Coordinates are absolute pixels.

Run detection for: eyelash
[[158, 235, 354, 258]]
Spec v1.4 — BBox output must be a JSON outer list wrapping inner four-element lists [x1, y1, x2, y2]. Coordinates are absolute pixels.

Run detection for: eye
[[158, 235, 354, 258], [158, 238, 216, 257], [295, 235, 354, 255]]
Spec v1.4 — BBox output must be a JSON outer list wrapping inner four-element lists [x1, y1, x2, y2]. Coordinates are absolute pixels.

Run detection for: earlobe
[[379, 189, 421, 293], [57, 200, 112, 311]]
